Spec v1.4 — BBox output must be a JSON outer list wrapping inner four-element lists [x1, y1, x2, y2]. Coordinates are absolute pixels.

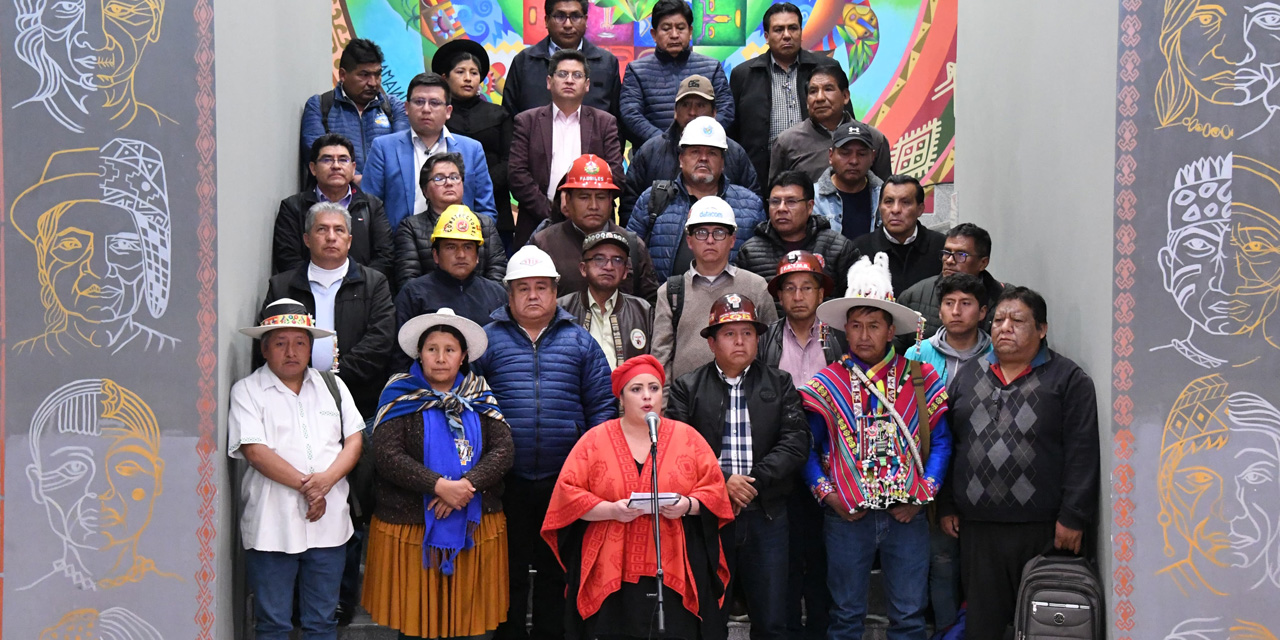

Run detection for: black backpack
[[300, 89, 396, 190], [644, 179, 680, 243], [1013, 551, 1104, 639], [318, 371, 376, 526]]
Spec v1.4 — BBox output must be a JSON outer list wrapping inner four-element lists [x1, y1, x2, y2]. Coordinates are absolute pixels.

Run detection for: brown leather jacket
[[557, 290, 654, 368]]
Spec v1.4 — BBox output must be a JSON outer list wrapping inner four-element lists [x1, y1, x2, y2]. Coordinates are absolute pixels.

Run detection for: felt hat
[[816, 253, 922, 334], [397, 308, 489, 361], [432, 38, 490, 80], [239, 298, 336, 339]]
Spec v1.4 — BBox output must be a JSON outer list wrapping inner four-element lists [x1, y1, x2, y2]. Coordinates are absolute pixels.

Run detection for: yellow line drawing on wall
[[13, 0, 176, 133], [20, 379, 180, 592], [10, 138, 177, 356], [1166, 616, 1278, 640], [1154, 0, 1280, 140], [39, 607, 163, 639], [1155, 155, 1280, 369], [1158, 374, 1280, 597]]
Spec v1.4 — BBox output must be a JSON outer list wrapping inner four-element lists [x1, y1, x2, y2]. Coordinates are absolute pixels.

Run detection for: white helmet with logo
[[684, 195, 738, 230], [504, 245, 561, 282], [679, 116, 728, 150]]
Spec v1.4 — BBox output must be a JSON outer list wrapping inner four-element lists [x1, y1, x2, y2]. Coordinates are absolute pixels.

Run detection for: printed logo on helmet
[[725, 293, 742, 307], [786, 251, 801, 263], [455, 218, 470, 233], [584, 160, 600, 175], [702, 124, 713, 136]]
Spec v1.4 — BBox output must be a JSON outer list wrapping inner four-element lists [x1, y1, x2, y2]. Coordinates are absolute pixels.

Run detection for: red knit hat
[[611, 354, 666, 398]]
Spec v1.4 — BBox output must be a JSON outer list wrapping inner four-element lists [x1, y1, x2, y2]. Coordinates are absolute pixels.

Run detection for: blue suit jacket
[[362, 128, 497, 231]]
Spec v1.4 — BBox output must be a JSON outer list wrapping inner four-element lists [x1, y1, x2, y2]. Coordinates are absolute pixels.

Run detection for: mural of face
[[10, 140, 176, 356], [1157, 0, 1280, 138], [1228, 156, 1280, 349], [21, 379, 173, 592], [14, 0, 168, 132], [45, 201, 147, 326], [1159, 156, 1241, 336]]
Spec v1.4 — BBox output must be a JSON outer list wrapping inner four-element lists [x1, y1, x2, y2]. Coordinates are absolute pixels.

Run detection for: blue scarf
[[375, 364, 504, 574]]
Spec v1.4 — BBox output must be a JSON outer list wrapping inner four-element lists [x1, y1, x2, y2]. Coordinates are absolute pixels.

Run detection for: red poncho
[[541, 418, 734, 620]]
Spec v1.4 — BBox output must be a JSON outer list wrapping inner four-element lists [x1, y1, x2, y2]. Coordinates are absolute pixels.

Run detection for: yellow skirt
[[362, 512, 509, 638]]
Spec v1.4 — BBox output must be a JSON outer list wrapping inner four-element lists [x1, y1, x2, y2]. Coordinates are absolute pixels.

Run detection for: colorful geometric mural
[[329, 0, 955, 187]]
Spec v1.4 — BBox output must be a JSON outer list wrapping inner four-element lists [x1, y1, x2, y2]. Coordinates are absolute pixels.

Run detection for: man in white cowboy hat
[[651, 195, 777, 383], [472, 245, 615, 640], [800, 253, 953, 640], [229, 298, 365, 640]]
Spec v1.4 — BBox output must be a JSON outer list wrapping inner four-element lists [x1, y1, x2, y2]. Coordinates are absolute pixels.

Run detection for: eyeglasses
[[550, 11, 586, 23], [553, 70, 586, 81], [691, 227, 731, 241], [317, 156, 353, 166], [767, 197, 806, 209], [429, 173, 463, 185], [780, 284, 819, 296], [409, 97, 447, 110], [586, 255, 627, 268], [940, 249, 972, 263]]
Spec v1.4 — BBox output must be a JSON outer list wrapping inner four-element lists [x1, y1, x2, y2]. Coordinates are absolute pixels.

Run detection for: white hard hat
[[504, 245, 561, 282], [679, 116, 728, 150], [684, 196, 737, 230]]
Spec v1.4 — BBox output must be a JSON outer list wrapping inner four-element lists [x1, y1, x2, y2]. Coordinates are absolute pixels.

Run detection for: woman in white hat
[[361, 309, 514, 640]]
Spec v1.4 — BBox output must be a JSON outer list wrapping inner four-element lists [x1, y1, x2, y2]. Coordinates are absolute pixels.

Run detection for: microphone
[[645, 411, 660, 444]]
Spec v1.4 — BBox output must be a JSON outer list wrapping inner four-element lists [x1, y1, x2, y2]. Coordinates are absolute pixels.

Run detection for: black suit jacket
[[272, 188, 394, 279], [666, 362, 810, 518]]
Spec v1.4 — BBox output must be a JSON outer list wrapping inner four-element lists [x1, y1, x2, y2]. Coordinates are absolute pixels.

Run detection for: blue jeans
[[824, 508, 930, 640], [929, 522, 961, 629], [723, 508, 790, 640], [247, 544, 346, 640]]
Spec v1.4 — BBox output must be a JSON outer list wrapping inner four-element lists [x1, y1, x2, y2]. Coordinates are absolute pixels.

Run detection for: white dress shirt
[[229, 366, 365, 553], [412, 126, 452, 215], [308, 260, 348, 371], [548, 106, 583, 200]]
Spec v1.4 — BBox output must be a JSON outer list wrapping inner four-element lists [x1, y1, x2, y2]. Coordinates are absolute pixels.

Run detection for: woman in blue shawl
[[362, 309, 514, 639]]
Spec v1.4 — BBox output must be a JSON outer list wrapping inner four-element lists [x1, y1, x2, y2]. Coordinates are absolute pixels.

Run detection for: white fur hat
[[815, 253, 922, 334]]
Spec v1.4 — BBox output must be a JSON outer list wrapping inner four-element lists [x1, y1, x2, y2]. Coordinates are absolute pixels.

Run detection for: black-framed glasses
[[429, 173, 463, 185], [586, 255, 627, 268], [691, 227, 731, 241], [550, 11, 585, 23], [940, 249, 971, 263]]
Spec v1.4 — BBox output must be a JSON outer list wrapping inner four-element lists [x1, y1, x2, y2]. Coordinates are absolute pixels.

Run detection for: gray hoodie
[[927, 328, 993, 383]]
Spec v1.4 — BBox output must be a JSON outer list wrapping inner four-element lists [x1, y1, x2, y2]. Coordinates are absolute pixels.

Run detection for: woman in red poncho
[[541, 355, 734, 640]]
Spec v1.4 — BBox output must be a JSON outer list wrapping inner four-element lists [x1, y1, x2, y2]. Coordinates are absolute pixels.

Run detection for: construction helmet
[[679, 116, 728, 150], [431, 204, 485, 245], [504, 245, 560, 282]]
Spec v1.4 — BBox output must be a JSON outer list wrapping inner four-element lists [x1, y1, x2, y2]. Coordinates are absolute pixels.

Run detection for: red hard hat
[[561, 154, 620, 191]]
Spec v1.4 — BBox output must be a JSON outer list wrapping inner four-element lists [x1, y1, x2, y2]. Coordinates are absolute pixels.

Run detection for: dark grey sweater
[[938, 346, 1100, 531]]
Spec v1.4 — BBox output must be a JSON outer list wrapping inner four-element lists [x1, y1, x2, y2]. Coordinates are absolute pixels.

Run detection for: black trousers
[[496, 475, 564, 640], [785, 483, 830, 640], [958, 520, 1056, 640]]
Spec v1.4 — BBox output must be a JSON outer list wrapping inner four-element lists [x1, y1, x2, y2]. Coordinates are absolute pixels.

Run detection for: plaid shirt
[[718, 365, 753, 476], [768, 56, 802, 146]]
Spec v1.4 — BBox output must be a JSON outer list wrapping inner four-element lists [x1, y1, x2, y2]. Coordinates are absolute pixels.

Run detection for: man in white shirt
[[230, 298, 365, 639]]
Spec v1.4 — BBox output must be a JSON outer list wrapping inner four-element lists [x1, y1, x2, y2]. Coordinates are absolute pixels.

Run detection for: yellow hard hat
[[430, 205, 485, 245]]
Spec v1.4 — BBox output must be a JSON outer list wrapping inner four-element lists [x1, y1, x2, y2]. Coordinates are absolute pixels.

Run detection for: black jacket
[[393, 207, 507, 291], [557, 290, 654, 368], [728, 49, 843, 189], [757, 319, 848, 371], [392, 269, 507, 371], [446, 96, 515, 234], [273, 188, 394, 279], [262, 259, 396, 415], [735, 215, 861, 296], [850, 223, 947, 297], [666, 363, 810, 519], [502, 36, 622, 142]]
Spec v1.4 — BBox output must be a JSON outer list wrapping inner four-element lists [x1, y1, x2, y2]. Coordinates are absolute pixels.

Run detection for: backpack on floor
[[1014, 551, 1104, 639]]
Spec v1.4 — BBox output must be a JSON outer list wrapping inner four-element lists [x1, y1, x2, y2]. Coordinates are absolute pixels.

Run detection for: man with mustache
[[769, 66, 890, 186], [627, 117, 766, 281]]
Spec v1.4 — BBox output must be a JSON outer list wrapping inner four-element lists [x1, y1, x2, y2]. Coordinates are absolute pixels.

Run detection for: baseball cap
[[582, 231, 631, 255], [832, 122, 875, 149], [676, 75, 716, 103]]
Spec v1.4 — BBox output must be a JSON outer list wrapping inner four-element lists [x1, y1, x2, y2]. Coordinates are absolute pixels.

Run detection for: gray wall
[[214, 1, 332, 636], [956, 0, 1119, 629]]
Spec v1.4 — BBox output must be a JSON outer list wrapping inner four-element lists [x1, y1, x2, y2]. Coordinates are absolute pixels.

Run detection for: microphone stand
[[649, 434, 666, 635]]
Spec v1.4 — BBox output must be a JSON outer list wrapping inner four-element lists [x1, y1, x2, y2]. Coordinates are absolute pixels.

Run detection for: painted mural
[[328, 0, 955, 189], [0, 0, 218, 638], [1113, 0, 1280, 637]]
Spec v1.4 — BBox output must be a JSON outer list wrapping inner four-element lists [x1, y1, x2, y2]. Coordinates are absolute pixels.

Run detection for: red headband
[[611, 354, 666, 398]]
